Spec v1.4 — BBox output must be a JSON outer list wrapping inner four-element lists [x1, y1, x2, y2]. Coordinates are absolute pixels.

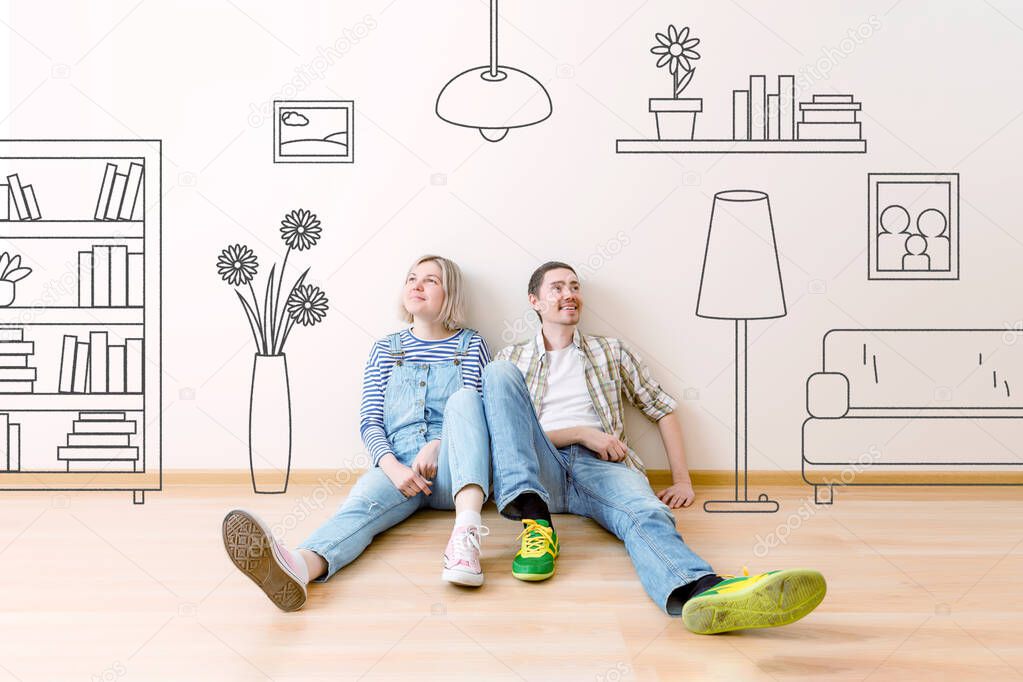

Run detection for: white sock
[[454, 510, 482, 530]]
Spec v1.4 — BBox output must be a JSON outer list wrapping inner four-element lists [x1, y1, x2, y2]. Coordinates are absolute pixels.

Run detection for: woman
[[222, 255, 492, 611]]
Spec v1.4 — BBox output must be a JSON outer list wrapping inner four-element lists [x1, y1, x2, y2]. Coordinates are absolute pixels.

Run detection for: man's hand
[[576, 427, 629, 462], [411, 439, 441, 480], [657, 480, 696, 509]]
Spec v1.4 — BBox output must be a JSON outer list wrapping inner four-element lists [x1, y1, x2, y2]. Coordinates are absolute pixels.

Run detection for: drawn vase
[[249, 353, 292, 494], [0, 281, 15, 307], [649, 98, 703, 140]]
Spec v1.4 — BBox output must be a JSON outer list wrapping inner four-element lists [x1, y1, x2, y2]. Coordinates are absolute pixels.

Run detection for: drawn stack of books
[[58, 332, 143, 394], [94, 161, 144, 221], [1, 173, 42, 220], [0, 327, 37, 394], [78, 244, 144, 307], [732, 75, 865, 144], [0, 412, 22, 471], [798, 94, 863, 141], [733, 75, 797, 141], [58, 411, 138, 472], [723, 74, 865, 152]]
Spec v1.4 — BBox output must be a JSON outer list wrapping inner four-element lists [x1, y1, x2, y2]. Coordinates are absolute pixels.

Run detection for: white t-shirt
[[538, 346, 605, 432]]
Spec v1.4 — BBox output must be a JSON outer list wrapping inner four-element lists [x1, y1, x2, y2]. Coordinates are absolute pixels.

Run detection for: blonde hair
[[400, 254, 467, 331]]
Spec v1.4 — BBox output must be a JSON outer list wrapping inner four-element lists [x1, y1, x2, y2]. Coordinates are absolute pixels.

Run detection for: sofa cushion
[[803, 416, 1023, 466], [807, 372, 849, 418], [822, 330, 1023, 409]]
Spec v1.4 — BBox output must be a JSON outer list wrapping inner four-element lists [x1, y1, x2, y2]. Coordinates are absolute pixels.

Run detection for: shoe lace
[[719, 566, 752, 580], [516, 520, 554, 558], [452, 525, 490, 561]]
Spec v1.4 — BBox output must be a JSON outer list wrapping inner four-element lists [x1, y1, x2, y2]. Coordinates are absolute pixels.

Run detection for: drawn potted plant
[[648, 24, 703, 140], [0, 252, 32, 306], [217, 209, 329, 494]]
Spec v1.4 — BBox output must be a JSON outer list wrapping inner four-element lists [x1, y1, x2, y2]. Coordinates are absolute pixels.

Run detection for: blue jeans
[[481, 360, 715, 614], [298, 388, 491, 582]]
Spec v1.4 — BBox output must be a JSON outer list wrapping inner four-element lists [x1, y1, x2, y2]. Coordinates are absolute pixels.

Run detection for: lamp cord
[[489, 0, 499, 77]]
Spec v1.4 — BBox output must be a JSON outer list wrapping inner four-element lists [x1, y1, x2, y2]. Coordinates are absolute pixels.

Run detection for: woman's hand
[[380, 456, 432, 498], [411, 439, 441, 480], [657, 479, 696, 509]]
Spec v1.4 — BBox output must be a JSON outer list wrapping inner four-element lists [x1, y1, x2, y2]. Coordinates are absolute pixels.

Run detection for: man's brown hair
[[527, 261, 577, 297]]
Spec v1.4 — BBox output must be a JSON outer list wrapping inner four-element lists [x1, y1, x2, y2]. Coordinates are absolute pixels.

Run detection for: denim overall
[[299, 329, 491, 581]]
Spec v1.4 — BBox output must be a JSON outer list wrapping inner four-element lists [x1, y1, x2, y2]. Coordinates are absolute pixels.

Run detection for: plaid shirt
[[494, 329, 677, 472]]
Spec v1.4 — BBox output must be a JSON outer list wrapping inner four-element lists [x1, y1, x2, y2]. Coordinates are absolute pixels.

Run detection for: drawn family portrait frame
[[868, 172, 959, 281]]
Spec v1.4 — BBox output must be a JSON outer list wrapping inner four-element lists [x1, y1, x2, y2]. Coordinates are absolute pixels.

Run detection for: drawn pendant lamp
[[696, 190, 786, 513], [436, 0, 552, 142]]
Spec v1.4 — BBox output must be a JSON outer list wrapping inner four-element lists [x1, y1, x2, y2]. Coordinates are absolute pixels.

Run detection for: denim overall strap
[[386, 332, 404, 364], [383, 329, 469, 455], [452, 328, 475, 382], [382, 331, 419, 452]]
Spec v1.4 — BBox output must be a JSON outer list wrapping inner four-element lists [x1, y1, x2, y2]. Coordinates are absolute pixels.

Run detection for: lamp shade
[[696, 190, 787, 320], [436, 66, 553, 141]]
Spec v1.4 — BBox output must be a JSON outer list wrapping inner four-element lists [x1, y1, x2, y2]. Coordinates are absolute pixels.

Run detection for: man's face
[[530, 268, 582, 326]]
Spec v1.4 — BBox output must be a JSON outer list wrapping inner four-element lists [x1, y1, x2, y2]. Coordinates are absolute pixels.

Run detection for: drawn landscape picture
[[273, 100, 354, 163]]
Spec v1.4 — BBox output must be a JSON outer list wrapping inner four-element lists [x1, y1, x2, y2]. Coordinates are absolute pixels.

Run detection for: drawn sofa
[[802, 329, 1023, 503]]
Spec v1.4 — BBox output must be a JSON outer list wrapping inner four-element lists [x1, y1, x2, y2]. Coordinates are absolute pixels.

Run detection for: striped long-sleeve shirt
[[360, 329, 491, 465]]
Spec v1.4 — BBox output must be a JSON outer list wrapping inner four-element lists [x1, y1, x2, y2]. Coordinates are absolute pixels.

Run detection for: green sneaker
[[682, 568, 827, 635], [512, 519, 559, 581]]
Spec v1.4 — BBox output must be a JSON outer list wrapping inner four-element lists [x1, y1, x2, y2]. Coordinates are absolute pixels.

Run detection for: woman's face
[[403, 260, 446, 323]]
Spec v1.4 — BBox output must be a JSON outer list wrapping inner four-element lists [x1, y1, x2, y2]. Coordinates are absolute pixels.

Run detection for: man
[[481, 261, 826, 634]]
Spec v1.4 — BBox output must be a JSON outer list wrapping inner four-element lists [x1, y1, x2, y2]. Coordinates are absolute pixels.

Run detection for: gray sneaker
[[222, 509, 308, 611]]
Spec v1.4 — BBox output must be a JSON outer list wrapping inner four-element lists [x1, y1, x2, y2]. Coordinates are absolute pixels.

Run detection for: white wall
[[5, 1, 1022, 470]]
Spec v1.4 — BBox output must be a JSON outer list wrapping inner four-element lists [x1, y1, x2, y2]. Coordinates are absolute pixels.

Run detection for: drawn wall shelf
[[618, 70, 867, 155], [0, 140, 161, 504], [616, 139, 867, 154]]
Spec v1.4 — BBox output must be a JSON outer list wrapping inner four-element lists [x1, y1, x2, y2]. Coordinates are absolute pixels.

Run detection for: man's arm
[[655, 411, 696, 508], [546, 426, 629, 462]]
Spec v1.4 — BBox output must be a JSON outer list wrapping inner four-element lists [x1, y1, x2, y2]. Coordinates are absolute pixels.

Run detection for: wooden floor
[[1, 481, 1021, 681]]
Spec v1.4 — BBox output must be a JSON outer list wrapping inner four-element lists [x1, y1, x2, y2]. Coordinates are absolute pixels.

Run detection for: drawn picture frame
[[868, 172, 959, 281], [273, 100, 354, 164]]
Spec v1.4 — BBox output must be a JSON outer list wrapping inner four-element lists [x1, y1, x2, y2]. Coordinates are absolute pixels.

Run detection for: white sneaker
[[442, 524, 489, 587], [222, 509, 308, 611]]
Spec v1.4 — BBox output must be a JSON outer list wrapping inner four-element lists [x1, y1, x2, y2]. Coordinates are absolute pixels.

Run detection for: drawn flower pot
[[649, 98, 703, 140], [0, 251, 31, 306], [0, 281, 15, 307], [249, 353, 292, 494]]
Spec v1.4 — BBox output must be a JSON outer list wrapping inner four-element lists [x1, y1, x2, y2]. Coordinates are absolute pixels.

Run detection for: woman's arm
[[358, 342, 396, 467], [466, 333, 492, 391]]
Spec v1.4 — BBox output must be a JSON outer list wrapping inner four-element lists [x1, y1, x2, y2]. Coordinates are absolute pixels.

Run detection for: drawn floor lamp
[[435, 0, 552, 142], [696, 190, 787, 513]]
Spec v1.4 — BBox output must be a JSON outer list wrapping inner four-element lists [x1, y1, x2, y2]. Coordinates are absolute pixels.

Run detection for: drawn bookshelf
[[0, 140, 161, 504]]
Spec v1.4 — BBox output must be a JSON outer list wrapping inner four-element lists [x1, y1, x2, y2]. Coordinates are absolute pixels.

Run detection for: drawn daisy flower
[[286, 284, 329, 326], [280, 209, 323, 251], [217, 244, 259, 286], [651, 24, 701, 76]]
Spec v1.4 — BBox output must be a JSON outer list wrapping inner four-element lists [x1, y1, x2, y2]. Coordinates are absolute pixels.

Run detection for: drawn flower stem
[[237, 288, 263, 352], [218, 211, 326, 356], [270, 248, 292, 353], [272, 267, 308, 354]]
